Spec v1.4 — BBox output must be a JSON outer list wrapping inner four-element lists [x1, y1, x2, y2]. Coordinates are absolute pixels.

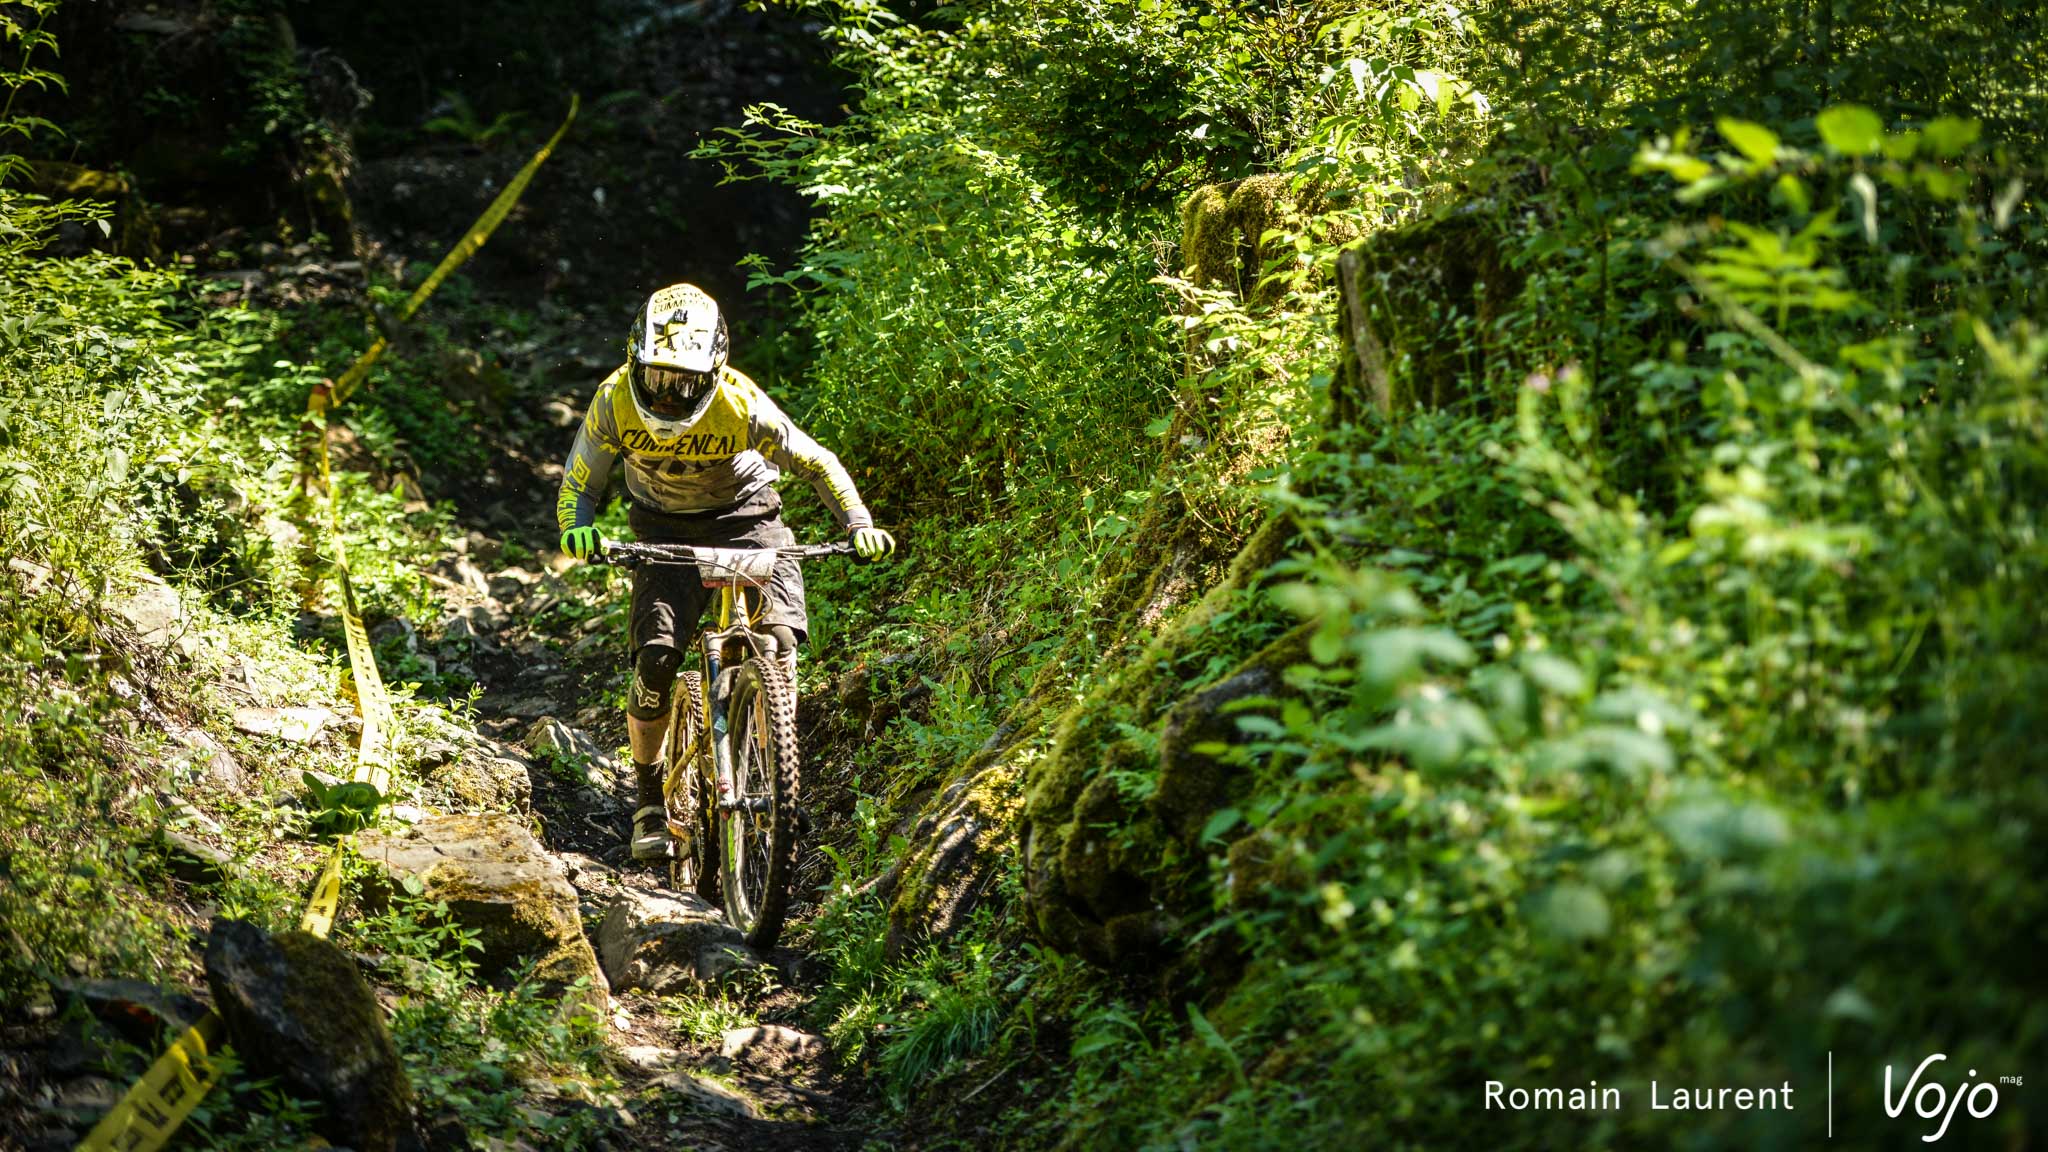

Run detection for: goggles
[[637, 363, 715, 418]]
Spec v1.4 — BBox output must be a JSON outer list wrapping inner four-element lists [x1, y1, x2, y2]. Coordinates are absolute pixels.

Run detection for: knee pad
[[628, 645, 682, 720]]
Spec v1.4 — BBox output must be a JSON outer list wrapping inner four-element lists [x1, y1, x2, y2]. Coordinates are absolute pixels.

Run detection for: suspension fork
[[704, 584, 737, 802]]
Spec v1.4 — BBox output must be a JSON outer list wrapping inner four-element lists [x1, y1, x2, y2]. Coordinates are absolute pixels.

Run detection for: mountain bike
[[596, 539, 854, 951]]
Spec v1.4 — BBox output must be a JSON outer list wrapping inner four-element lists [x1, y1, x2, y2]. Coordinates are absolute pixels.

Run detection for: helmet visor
[[635, 363, 715, 420]]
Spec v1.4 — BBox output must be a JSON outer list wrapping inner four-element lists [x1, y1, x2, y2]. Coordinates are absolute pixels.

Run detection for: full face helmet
[[627, 283, 729, 437]]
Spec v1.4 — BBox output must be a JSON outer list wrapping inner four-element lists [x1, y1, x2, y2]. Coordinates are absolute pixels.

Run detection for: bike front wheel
[[665, 670, 716, 897], [719, 658, 801, 951]]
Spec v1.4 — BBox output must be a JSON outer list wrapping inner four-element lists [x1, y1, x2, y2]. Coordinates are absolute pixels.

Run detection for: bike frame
[[679, 578, 776, 832]]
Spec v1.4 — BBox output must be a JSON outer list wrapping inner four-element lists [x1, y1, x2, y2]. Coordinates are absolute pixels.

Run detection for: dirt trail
[[420, 395, 881, 1149]]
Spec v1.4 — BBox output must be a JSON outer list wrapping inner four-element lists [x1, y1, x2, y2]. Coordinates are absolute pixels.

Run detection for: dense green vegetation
[[707, 0, 2048, 1147], [5, 0, 2046, 1148]]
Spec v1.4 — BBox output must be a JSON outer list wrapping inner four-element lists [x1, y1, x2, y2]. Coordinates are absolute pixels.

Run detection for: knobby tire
[[666, 671, 717, 897], [721, 658, 801, 951]]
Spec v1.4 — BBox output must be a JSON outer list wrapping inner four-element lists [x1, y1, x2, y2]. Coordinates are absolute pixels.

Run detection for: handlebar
[[593, 539, 859, 569]]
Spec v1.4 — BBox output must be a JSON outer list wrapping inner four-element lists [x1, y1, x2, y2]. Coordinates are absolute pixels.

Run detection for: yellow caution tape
[[299, 842, 348, 938], [74, 1014, 223, 1152], [78, 94, 578, 1152], [330, 94, 580, 406]]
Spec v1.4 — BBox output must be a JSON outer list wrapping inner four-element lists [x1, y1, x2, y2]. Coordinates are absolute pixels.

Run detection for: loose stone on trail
[[646, 1070, 759, 1120], [720, 1025, 823, 1067], [595, 889, 758, 994]]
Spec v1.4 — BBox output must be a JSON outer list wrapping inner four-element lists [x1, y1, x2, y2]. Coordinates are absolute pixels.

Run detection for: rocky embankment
[[2, 530, 874, 1150]]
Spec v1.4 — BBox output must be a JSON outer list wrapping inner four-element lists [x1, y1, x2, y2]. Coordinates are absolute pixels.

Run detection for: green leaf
[[1715, 117, 1778, 165], [1535, 883, 1611, 941], [1816, 105, 1885, 156], [1187, 1002, 1249, 1089], [1521, 652, 1587, 697], [1199, 807, 1242, 845], [1921, 116, 1981, 157]]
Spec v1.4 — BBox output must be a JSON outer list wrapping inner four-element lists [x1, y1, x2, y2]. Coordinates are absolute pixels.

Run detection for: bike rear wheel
[[665, 671, 717, 896], [719, 658, 800, 951]]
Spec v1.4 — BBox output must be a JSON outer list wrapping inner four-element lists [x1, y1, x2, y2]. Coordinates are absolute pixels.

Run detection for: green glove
[[560, 525, 604, 560], [850, 525, 896, 560]]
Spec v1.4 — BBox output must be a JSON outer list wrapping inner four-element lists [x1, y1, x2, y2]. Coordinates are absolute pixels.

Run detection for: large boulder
[[356, 814, 607, 1010], [204, 919, 415, 1152], [879, 749, 1024, 961], [1019, 574, 1307, 974], [1332, 208, 1523, 419], [594, 889, 754, 994]]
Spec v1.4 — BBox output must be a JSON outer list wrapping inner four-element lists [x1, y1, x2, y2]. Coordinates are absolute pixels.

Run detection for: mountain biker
[[554, 283, 895, 862]]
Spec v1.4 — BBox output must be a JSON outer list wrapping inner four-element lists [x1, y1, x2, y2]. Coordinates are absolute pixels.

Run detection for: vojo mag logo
[[1884, 1053, 2017, 1143]]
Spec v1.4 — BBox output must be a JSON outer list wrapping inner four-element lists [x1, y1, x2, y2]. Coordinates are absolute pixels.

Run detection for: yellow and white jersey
[[556, 364, 871, 531]]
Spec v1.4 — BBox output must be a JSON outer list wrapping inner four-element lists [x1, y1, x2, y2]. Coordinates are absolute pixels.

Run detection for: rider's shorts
[[625, 491, 808, 658]]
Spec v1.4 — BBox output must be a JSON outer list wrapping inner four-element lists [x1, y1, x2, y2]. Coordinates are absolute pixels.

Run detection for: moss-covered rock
[[205, 919, 415, 1152], [1152, 625, 1310, 842], [1333, 207, 1522, 419], [881, 736, 1030, 960], [1178, 173, 1346, 305], [1019, 517, 1302, 973], [356, 814, 606, 1012]]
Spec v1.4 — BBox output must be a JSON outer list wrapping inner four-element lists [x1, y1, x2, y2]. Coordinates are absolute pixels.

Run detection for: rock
[[452, 555, 492, 596], [558, 851, 617, 886], [370, 617, 418, 654], [57, 977, 207, 1038], [489, 567, 538, 600], [594, 890, 756, 995], [205, 919, 415, 1152], [883, 750, 1025, 962], [461, 532, 503, 566], [484, 693, 556, 720], [1151, 664, 1281, 841], [439, 613, 495, 651], [524, 718, 614, 787], [169, 727, 243, 790], [415, 739, 463, 769], [113, 573, 183, 648], [161, 794, 226, 836], [160, 828, 234, 885], [7, 555, 52, 592], [617, 1044, 679, 1071], [719, 1025, 821, 1069], [41, 1074, 121, 1127], [356, 814, 607, 1009], [525, 717, 608, 761], [232, 705, 337, 744], [425, 751, 533, 813], [647, 1070, 757, 1119]]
